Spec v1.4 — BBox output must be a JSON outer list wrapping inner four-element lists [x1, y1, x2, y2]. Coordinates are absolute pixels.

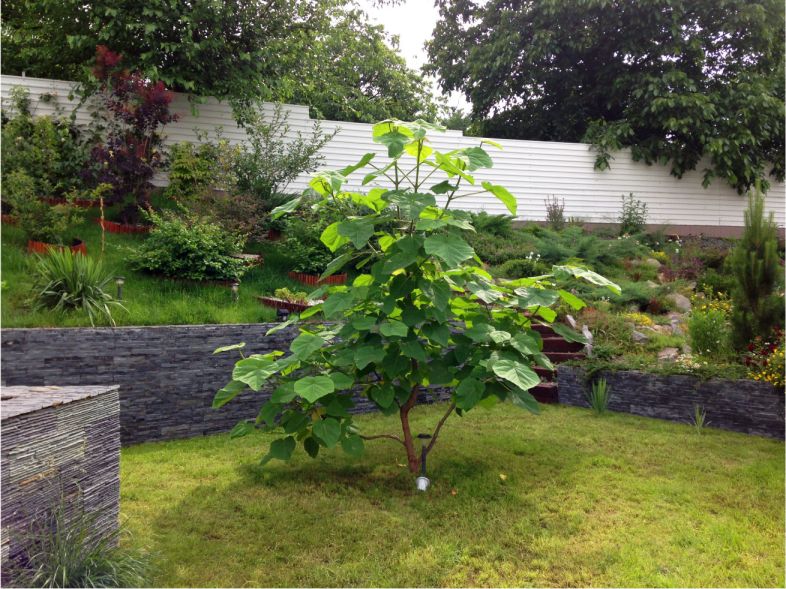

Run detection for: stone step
[[530, 323, 556, 336], [530, 381, 559, 404], [541, 336, 584, 353], [544, 351, 585, 363], [533, 365, 555, 380]]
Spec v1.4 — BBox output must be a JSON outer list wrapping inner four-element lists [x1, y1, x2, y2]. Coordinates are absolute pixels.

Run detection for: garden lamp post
[[415, 433, 432, 491], [115, 276, 125, 301], [231, 281, 240, 303], [277, 307, 290, 322]]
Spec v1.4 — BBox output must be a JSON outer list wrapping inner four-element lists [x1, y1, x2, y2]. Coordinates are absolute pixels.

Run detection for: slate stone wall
[[557, 365, 784, 439], [1, 385, 120, 580], [1, 325, 449, 445]]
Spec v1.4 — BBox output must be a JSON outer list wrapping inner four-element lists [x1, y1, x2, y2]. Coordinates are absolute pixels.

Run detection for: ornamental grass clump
[[214, 119, 618, 474]]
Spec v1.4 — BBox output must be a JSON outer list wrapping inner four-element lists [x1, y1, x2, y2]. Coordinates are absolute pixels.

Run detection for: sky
[[358, 0, 470, 111]]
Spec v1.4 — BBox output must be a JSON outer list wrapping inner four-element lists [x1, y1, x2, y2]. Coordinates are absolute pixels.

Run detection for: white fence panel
[[2, 74, 783, 229]]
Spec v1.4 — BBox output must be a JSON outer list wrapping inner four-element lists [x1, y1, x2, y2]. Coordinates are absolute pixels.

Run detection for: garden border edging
[[557, 365, 784, 439]]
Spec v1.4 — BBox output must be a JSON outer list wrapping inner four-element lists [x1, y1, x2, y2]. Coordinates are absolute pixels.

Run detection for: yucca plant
[[32, 250, 124, 326], [7, 501, 149, 588], [586, 377, 610, 415], [691, 404, 708, 435]]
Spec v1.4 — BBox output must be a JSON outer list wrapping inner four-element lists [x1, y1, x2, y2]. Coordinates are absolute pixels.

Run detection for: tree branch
[[359, 433, 404, 445], [425, 401, 456, 455]]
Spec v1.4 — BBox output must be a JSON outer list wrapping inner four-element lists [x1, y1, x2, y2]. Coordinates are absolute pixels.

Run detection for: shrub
[[745, 329, 785, 388], [586, 378, 610, 414], [544, 195, 566, 231], [282, 205, 346, 275], [495, 254, 549, 278], [618, 193, 647, 235], [688, 308, 732, 361], [470, 211, 513, 237], [1, 87, 90, 198], [131, 210, 247, 281], [7, 500, 148, 588], [32, 249, 124, 326], [729, 189, 784, 349], [698, 267, 737, 296], [274, 288, 311, 304], [2, 171, 80, 244]]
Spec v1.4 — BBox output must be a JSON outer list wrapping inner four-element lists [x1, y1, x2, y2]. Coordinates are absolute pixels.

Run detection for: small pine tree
[[730, 189, 785, 350]]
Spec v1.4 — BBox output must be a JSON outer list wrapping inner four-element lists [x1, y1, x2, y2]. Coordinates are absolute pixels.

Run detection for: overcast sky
[[358, 0, 470, 111]]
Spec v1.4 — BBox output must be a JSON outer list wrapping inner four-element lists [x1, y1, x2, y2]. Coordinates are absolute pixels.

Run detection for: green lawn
[[1, 213, 307, 327], [121, 403, 784, 587]]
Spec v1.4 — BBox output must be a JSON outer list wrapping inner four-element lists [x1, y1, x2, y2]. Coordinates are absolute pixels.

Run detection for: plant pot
[[95, 218, 150, 234], [258, 296, 316, 313], [288, 271, 347, 286], [27, 238, 87, 256], [1, 214, 18, 225], [266, 229, 283, 241]]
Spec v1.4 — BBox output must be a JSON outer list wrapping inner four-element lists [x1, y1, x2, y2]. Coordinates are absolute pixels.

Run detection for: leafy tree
[[729, 188, 784, 349], [425, 0, 785, 193], [1, 1, 438, 123], [214, 120, 618, 473]]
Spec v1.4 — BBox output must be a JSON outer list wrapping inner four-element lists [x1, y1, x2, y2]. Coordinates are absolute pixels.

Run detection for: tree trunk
[[400, 386, 421, 473]]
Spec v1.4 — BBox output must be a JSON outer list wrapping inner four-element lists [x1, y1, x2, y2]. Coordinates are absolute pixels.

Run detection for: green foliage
[[215, 119, 618, 473], [494, 255, 549, 279], [688, 308, 732, 361], [691, 404, 708, 435], [32, 249, 124, 326], [282, 207, 338, 275], [729, 189, 785, 349], [166, 141, 231, 202], [1, 87, 89, 198], [586, 377, 610, 415], [469, 211, 513, 237], [2, 171, 81, 244], [131, 210, 247, 281], [426, 0, 784, 193], [273, 288, 311, 304], [618, 193, 648, 235], [7, 500, 149, 588]]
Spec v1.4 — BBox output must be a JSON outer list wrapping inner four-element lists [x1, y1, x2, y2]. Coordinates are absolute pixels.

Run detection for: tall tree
[[1, 0, 437, 123], [425, 0, 785, 192]]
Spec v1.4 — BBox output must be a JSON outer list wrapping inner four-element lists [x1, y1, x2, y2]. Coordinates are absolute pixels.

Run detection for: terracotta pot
[[95, 218, 150, 234], [1, 214, 18, 225], [288, 271, 347, 286], [27, 238, 87, 256], [258, 296, 315, 313]]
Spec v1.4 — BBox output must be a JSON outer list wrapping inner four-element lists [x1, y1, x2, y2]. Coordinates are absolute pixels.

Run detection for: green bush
[[282, 209, 336, 275], [697, 267, 737, 296], [7, 500, 148, 588], [131, 210, 247, 281], [618, 193, 648, 235], [494, 255, 549, 278], [688, 308, 732, 360], [729, 189, 785, 349], [2, 170, 80, 244], [1, 87, 89, 197], [32, 249, 124, 326], [469, 211, 513, 237]]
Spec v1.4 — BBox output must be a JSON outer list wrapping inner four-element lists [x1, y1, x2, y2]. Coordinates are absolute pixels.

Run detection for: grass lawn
[[1, 212, 307, 327], [121, 403, 784, 587]]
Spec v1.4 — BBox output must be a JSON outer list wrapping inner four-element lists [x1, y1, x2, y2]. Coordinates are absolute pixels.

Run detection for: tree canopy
[[1, 0, 437, 123], [425, 0, 785, 192]]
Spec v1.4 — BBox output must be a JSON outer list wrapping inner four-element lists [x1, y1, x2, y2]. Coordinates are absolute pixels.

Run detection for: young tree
[[214, 120, 618, 473], [730, 189, 785, 349], [425, 0, 785, 193]]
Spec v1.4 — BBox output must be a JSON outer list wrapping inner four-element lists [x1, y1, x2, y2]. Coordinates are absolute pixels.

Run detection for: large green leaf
[[424, 234, 475, 268], [515, 287, 560, 307], [260, 436, 296, 465], [213, 380, 246, 408], [461, 146, 493, 170], [338, 218, 375, 248], [380, 320, 409, 338], [270, 196, 302, 220], [558, 289, 586, 311], [320, 222, 350, 252], [320, 253, 354, 280], [338, 152, 375, 176], [304, 436, 320, 458], [341, 434, 365, 457], [354, 345, 386, 369], [400, 339, 427, 361], [422, 323, 451, 346], [271, 382, 297, 403], [313, 418, 341, 448], [329, 372, 354, 390], [510, 388, 541, 414], [375, 130, 410, 157], [492, 359, 540, 391], [456, 378, 485, 410], [294, 375, 335, 403], [213, 342, 245, 354], [552, 265, 622, 295], [322, 291, 354, 318], [550, 322, 588, 344], [510, 332, 542, 356], [232, 357, 278, 391], [290, 333, 325, 359], [369, 383, 395, 408], [481, 182, 517, 215], [229, 420, 254, 439]]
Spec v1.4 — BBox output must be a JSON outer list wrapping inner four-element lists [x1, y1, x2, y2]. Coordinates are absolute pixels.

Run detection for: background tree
[[425, 0, 785, 193], [1, 0, 437, 123]]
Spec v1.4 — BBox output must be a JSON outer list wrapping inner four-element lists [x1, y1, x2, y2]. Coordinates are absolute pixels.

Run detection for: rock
[[682, 343, 692, 355], [643, 257, 662, 269], [632, 330, 650, 343], [658, 347, 679, 362], [671, 322, 684, 336], [667, 292, 692, 312], [646, 280, 659, 289]]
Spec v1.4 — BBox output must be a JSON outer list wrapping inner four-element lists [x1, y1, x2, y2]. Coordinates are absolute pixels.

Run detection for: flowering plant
[[745, 328, 785, 388]]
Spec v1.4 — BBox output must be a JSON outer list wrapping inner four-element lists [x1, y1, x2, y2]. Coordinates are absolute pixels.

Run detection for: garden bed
[[557, 365, 784, 438]]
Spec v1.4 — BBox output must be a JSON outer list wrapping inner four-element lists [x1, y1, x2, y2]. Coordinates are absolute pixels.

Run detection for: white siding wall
[[2, 74, 783, 228]]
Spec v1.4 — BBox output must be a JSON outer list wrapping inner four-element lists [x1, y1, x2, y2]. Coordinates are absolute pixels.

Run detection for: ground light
[[231, 281, 240, 303], [115, 276, 125, 300], [416, 433, 432, 491]]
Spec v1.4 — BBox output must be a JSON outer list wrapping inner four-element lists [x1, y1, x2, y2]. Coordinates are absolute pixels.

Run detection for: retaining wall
[[1, 385, 120, 580], [0, 325, 447, 445], [557, 365, 784, 438]]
